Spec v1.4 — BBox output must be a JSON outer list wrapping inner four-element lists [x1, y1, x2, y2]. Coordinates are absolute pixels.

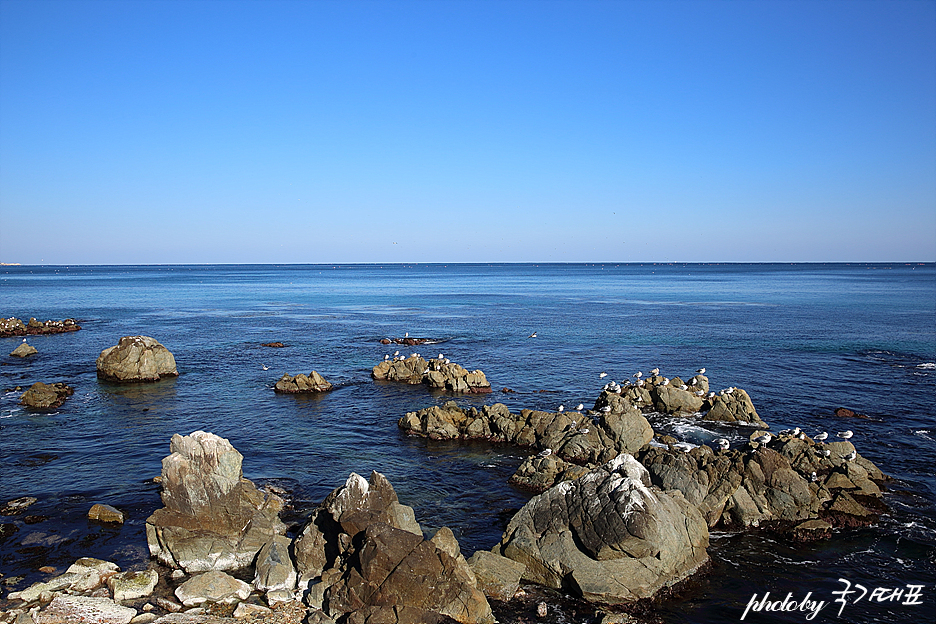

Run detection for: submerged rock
[[145, 431, 286, 573], [274, 371, 333, 393], [19, 382, 73, 409], [88, 503, 125, 524], [496, 454, 709, 604], [96, 336, 178, 383]]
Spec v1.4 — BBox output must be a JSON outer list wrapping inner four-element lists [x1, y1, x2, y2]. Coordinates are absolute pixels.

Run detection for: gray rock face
[[274, 371, 332, 393], [400, 402, 652, 469], [496, 454, 709, 604], [294, 471, 493, 624], [19, 382, 74, 409], [34, 595, 136, 624], [108, 569, 159, 601], [174, 570, 251, 607], [146, 431, 286, 572], [467, 551, 526, 602], [253, 535, 297, 594], [96, 336, 178, 382]]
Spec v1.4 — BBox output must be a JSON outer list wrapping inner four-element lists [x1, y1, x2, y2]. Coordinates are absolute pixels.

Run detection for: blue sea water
[[0, 263, 934, 623]]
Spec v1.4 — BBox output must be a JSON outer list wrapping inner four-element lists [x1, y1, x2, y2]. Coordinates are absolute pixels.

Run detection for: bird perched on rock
[[810, 471, 818, 482], [650, 367, 660, 376], [599, 405, 611, 413], [384, 354, 390, 360], [814, 431, 828, 442], [714, 438, 730, 451], [557, 405, 564, 413], [837, 430, 854, 440], [821, 449, 832, 457], [752, 433, 772, 445], [696, 367, 706, 374], [633, 371, 643, 379], [537, 448, 552, 458], [842, 450, 857, 461], [575, 403, 584, 411]]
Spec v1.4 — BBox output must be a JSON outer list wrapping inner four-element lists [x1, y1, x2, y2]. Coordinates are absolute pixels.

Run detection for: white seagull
[[842, 451, 857, 462], [633, 371, 643, 379], [599, 372, 608, 378], [537, 448, 552, 458], [752, 433, 772, 445], [575, 403, 584, 411], [814, 432, 828, 442], [262, 365, 269, 370], [650, 368, 660, 376], [529, 332, 537, 338], [714, 438, 730, 451], [837, 430, 854, 440], [557, 405, 564, 413], [696, 367, 706, 374]]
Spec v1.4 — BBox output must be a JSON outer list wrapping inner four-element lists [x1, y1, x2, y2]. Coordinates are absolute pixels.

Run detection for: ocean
[[1, 263, 934, 623]]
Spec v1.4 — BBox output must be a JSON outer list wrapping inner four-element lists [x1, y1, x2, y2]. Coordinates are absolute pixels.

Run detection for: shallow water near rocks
[[1, 263, 934, 622]]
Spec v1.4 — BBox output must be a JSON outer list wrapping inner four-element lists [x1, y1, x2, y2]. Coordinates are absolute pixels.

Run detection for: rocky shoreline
[[1, 331, 891, 623]]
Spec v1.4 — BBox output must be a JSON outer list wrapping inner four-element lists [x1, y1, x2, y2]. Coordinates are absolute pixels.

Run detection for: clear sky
[[0, 0, 934, 264]]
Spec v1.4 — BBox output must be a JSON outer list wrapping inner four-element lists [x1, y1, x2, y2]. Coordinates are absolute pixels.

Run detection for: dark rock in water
[[0, 316, 80, 337], [495, 454, 709, 604], [19, 382, 73, 409], [381, 336, 437, 346], [145, 431, 286, 573], [374, 355, 492, 393], [10, 342, 37, 357], [96, 336, 178, 382], [834, 407, 869, 419], [295, 471, 494, 624], [262, 341, 286, 347], [88, 503, 124, 524], [0, 523, 18, 541], [274, 371, 333, 393]]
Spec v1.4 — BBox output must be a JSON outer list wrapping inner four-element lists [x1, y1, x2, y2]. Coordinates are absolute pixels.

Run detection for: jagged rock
[[294, 472, 493, 624], [496, 454, 709, 604], [10, 343, 37, 357], [372, 355, 428, 384], [0, 317, 79, 337], [19, 382, 73, 409], [108, 570, 159, 601], [274, 371, 333, 393], [174, 570, 251, 607], [508, 454, 590, 493], [233, 602, 272, 617], [703, 389, 767, 427], [96, 336, 178, 383], [253, 535, 297, 594], [34, 595, 136, 624], [294, 471, 422, 580], [652, 385, 703, 415], [325, 524, 494, 624], [89, 504, 125, 524], [467, 551, 526, 602], [146, 431, 286, 573]]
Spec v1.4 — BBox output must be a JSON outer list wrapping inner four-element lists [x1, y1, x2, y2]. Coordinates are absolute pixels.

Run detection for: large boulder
[[19, 382, 73, 409], [495, 454, 709, 604], [295, 471, 494, 624], [145, 431, 286, 572], [96, 336, 178, 382], [373, 355, 492, 393], [274, 371, 333, 393]]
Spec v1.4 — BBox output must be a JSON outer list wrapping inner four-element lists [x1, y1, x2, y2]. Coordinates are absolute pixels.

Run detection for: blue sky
[[1, 0, 934, 264]]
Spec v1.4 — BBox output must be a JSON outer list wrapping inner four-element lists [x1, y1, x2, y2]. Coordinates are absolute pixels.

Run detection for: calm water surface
[[1, 263, 934, 623]]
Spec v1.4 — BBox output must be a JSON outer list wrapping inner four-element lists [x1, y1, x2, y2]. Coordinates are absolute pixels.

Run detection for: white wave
[[916, 363, 935, 370]]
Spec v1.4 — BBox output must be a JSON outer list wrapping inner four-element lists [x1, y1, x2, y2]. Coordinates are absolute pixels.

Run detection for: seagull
[[821, 449, 832, 457], [633, 371, 643, 379], [810, 471, 818, 482], [557, 405, 564, 413], [837, 430, 854, 440], [394, 351, 400, 356], [752, 433, 772, 445], [680, 384, 688, 390], [599, 406, 611, 413], [650, 368, 660, 376], [22, 337, 28, 343], [529, 332, 537, 338], [707, 392, 716, 399], [575, 403, 584, 411], [662, 378, 670, 386], [384, 355, 390, 360], [537, 448, 552, 458], [438, 353, 444, 360], [792, 427, 801, 436], [579, 428, 589, 434], [814, 432, 828, 442], [696, 367, 706, 374], [262, 365, 269, 370], [599, 372, 608, 378], [842, 451, 857, 462], [690, 378, 697, 385], [404, 332, 409, 338], [695, 390, 705, 396], [798, 432, 806, 440], [714, 438, 730, 451]]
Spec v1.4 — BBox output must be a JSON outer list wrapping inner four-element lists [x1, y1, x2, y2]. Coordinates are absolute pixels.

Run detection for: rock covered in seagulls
[[19, 382, 74, 409], [0, 316, 80, 337], [145, 431, 286, 573], [294, 471, 494, 624], [10, 342, 38, 357], [96, 336, 178, 382], [274, 371, 333, 393], [373, 355, 492, 393], [495, 454, 709, 604]]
